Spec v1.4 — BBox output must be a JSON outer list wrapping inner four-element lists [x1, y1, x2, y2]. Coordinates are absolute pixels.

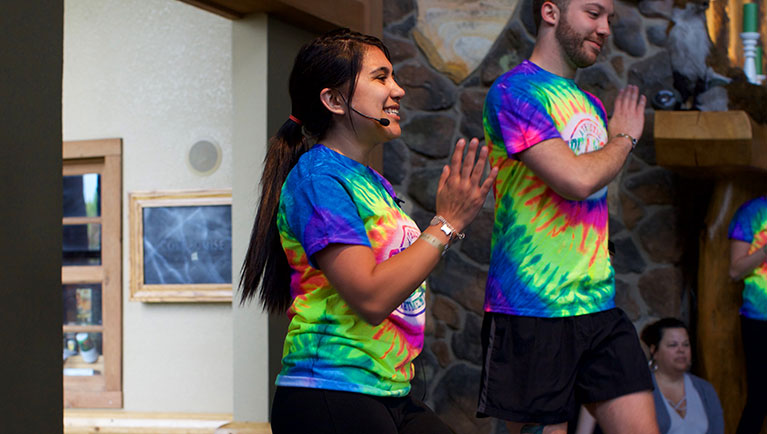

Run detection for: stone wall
[[382, 0, 713, 432]]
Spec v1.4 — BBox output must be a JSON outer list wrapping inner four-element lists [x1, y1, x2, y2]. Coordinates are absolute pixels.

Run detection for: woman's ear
[[649, 344, 657, 356], [541, 1, 560, 26], [320, 88, 346, 116]]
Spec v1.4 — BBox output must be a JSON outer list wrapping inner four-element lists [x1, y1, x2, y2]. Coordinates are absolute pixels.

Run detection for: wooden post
[[697, 175, 767, 433], [655, 111, 767, 434]]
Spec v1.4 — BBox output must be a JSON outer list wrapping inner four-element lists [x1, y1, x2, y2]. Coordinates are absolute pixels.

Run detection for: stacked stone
[[382, 0, 706, 432]]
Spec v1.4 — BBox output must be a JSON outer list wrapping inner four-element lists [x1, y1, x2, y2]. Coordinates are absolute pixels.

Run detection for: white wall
[[63, 0, 239, 413]]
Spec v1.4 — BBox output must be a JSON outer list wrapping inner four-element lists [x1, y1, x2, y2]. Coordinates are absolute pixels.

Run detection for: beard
[[555, 14, 601, 68]]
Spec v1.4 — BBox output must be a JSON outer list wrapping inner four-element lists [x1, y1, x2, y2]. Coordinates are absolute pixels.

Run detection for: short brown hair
[[532, 0, 568, 33]]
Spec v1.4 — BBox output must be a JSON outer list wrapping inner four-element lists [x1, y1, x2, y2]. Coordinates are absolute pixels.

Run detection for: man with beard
[[476, 0, 658, 433]]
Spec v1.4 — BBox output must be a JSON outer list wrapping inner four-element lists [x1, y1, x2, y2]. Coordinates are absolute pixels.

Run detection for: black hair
[[239, 29, 390, 313], [640, 317, 689, 354]]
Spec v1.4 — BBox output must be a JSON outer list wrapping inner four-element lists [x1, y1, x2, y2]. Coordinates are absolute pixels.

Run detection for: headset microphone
[[350, 106, 390, 126]]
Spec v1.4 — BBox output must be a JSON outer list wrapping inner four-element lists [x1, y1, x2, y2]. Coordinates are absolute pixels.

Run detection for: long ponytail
[[239, 120, 308, 311], [239, 28, 391, 312]]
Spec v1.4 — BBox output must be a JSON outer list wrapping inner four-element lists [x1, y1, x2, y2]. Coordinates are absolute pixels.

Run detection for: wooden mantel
[[178, 0, 383, 37], [655, 110, 767, 171], [655, 110, 767, 434]]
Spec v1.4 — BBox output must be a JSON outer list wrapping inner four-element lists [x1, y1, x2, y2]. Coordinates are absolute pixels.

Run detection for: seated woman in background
[[640, 318, 724, 434]]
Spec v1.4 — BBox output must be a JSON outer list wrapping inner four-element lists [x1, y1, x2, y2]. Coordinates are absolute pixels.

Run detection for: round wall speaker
[[187, 139, 222, 176]]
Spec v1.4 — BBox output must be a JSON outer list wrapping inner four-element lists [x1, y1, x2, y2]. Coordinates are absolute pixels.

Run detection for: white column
[[232, 13, 270, 423], [741, 31, 761, 84]]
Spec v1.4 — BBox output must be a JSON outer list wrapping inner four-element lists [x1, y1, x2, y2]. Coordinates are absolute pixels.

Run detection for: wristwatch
[[430, 215, 465, 241]]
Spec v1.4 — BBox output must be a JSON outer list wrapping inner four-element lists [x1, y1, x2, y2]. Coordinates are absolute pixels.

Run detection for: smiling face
[[652, 327, 692, 375], [554, 0, 613, 68], [347, 46, 405, 143]]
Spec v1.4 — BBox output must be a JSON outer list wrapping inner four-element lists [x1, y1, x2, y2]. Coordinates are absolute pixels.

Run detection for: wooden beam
[[177, 0, 244, 19], [177, 0, 382, 37], [654, 110, 767, 172]]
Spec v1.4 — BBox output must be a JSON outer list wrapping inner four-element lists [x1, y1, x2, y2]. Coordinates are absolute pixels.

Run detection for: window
[[62, 138, 122, 408]]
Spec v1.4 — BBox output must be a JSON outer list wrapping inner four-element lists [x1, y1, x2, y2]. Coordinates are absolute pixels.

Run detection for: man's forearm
[[518, 135, 633, 201]]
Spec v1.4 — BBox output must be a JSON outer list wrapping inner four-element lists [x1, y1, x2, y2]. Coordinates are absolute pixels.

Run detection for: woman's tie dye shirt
[[275, 144, 425, 396], [729, 196, 767, 320], [482, 60, 615, 317]]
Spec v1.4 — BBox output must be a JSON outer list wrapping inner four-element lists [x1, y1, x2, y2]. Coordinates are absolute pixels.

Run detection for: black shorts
[[271, 386, 454, 434], [476, 308, 652, 425]]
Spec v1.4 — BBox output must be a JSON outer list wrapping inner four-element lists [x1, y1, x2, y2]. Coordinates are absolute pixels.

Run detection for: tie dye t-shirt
[[483, 60, 615, 317], [728, 196, 767, 320], [275, 144, 426, 397]]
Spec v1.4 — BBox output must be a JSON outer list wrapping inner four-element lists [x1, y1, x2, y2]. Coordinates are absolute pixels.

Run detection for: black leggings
[[737, 316, 767, 434], [270, 386, 453, 434]]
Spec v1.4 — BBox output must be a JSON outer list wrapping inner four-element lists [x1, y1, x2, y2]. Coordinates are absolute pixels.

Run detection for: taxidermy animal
[[666, 0, 729, 108]]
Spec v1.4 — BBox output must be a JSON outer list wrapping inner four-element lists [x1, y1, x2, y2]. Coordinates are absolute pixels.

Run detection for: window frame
[[62, 138, 123, 408], [128, 189, 233, 303]]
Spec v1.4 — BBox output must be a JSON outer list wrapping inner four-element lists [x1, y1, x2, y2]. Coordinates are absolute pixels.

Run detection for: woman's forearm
[[315, 225, 452, 326], [730, 241, 766, 281]]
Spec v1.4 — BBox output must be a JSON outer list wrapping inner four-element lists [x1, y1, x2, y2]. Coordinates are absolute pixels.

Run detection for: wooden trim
[[129, 189, 233, 303], [101, 152, 122, 392], [63, 160, 104, 176], [130, 189, 232, 202], [65, 376, 107, 393], [62, 266, 103, 284], [133, 196, 232, 208], [65, 354, 104, 367], [131, 286, 233, 303], [215, 421, 273, 434], [64, 217, 102, 225], [64, 411, 233, 434], [63, 390, 123, 409], [276, 0, 365, 32], [63, 138, 123, 409], [63, 325, 104, 333], [178, 0, 244, 19], [178, 0, 383, 37], [63, 138, 122, 159]]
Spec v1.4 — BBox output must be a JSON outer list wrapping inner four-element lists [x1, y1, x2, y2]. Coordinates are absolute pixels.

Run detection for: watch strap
[[419, 232, 447, 255], [614, 133, 638, 149]]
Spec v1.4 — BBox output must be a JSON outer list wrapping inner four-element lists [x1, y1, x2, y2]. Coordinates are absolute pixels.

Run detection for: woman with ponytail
[[240, 29, 497, 434]]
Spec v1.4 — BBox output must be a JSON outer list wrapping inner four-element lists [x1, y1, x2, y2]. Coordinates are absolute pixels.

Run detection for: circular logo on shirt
[[561, 113, 607, 155], [396, 286, 426, 317], [388, 225, 421, 259]]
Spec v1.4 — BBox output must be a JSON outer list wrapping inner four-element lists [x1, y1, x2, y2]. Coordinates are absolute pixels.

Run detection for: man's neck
[[529, 39, 577, 79]]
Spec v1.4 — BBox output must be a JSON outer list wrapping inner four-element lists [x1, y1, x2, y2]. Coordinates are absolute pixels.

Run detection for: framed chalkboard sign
[[129, 189, 232, 302]]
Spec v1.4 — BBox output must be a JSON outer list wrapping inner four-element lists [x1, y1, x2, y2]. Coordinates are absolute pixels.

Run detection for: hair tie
[[289, 115, 302, 125]]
